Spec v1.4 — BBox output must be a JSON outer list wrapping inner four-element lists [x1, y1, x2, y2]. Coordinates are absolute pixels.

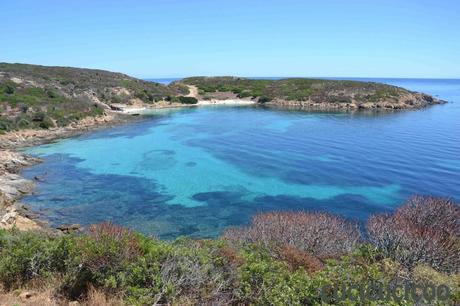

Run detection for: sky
[[1, 0, 459, 78]]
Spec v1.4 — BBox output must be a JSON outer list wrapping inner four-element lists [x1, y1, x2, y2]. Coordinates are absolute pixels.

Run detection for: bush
[[258, 96, 272, 103], [237, 90, 252, 98], [38, 116, 55, 129], [5, 84, 15, 94], [79, 222, 142, 274], [178, 96, 198, 104], [0, 230, 61, 289], [0, 81, 16, 94], [223, 212, 361, 259], [367, 196, 460, 273], [236, 247, 312, 305], [60, 222, 143, 299], [152, 239, 237, 304], [45, 88, 59, 99], [280, 245, 324, 273]]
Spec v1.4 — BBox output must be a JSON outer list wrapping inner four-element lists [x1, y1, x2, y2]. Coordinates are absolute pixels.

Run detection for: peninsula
[[1, 63, 444, 136]]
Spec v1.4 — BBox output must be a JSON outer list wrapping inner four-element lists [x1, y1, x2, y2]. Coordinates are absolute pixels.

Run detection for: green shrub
[[0, 81, 17, 94], [0, 230, 58, 289], [258, 96, 271, 103], [5, 84, 15, 94], [236, 246, 312, 305], [178, 96, 198, 104], [39, 116, 55, 129], [237, 90, 252, 98], [45, 88, 59, 99], [0, 117, 12, 131]]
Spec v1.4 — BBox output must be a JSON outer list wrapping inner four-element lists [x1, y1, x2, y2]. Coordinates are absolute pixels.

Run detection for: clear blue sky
[[1, 0, 459, 78]]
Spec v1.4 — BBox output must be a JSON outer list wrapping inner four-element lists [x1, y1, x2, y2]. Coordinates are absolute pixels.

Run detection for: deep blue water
[[145, 78, 182, 85], [22, 78, 460, 239]]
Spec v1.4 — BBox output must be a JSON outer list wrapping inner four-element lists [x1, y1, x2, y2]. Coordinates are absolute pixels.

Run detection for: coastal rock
[[0, 113, 119, 150], [0, 173, 35, 201], [0, 191, 11, 208], [0, 149, 48, 231], [0, 150, 40, 174], [0, 206, 42, 231]]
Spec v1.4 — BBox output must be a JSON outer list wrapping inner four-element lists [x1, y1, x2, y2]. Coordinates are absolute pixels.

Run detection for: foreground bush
[[0, 230, 59, 289], [0, 197, 458, 305], [368, 196, 460, 273], [223, 211, 361, 260]]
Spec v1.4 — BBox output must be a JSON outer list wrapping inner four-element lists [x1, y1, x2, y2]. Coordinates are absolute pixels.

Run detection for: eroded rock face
[[0, 149, 45, 231], [0, 173, 35, 201], [0, 150, 40, 173], [0, 204, 42, 231]]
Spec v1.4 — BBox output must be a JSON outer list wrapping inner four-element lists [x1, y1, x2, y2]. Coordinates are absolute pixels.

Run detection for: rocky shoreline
[[0, 112, 140, 232], [0, 149, 44, 231], [265, 92, 446, 110], [0, 103, 208, 232]]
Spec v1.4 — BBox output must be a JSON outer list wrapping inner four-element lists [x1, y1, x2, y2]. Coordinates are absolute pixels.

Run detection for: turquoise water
[[22, 79, 460, 239]]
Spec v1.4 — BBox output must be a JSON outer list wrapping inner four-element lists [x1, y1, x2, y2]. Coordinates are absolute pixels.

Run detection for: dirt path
[[185, 85, 199, 98]]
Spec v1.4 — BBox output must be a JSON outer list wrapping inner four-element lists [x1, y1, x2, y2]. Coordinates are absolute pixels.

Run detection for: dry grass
[[0, 289, 57, 306], [0, 286, 124, 306], [83, 286, 124, 306]]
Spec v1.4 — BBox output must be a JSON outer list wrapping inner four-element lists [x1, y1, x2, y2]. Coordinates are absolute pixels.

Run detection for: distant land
[[0, 63, 445, 133]]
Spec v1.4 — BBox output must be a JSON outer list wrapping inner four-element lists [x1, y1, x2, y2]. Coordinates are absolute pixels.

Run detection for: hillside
[[0, 63, 188, 132], [0, 64, 445, 133], [180, 76, 443, 109]]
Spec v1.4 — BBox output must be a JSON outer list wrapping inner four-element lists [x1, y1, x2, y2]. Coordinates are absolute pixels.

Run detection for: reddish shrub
[[218, 245, 245, 266], [367, 196, 460, 273], [81, 222, 142, 273], [223, 211, 361, 259], [280, 245, 324, 273]]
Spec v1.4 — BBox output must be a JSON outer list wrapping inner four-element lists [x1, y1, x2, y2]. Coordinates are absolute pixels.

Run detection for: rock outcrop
[[0, 150, 44, 231]]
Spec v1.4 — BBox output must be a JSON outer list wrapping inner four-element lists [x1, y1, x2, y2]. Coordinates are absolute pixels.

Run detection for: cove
[[21, 79, 460, 239]]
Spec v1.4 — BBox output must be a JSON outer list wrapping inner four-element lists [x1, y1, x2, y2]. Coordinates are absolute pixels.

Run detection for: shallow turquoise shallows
[[22, 79, 460, 239]]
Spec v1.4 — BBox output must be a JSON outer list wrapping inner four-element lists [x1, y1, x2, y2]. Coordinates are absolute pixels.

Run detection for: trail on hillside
[[185, 85, 199, 98]]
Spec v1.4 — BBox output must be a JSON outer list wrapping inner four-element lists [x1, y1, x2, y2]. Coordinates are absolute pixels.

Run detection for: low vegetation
[[0, 63, 189, 132], [0, 196, 458, 305], [180, 76, 414, 104], [0, 63, 441, 133]]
